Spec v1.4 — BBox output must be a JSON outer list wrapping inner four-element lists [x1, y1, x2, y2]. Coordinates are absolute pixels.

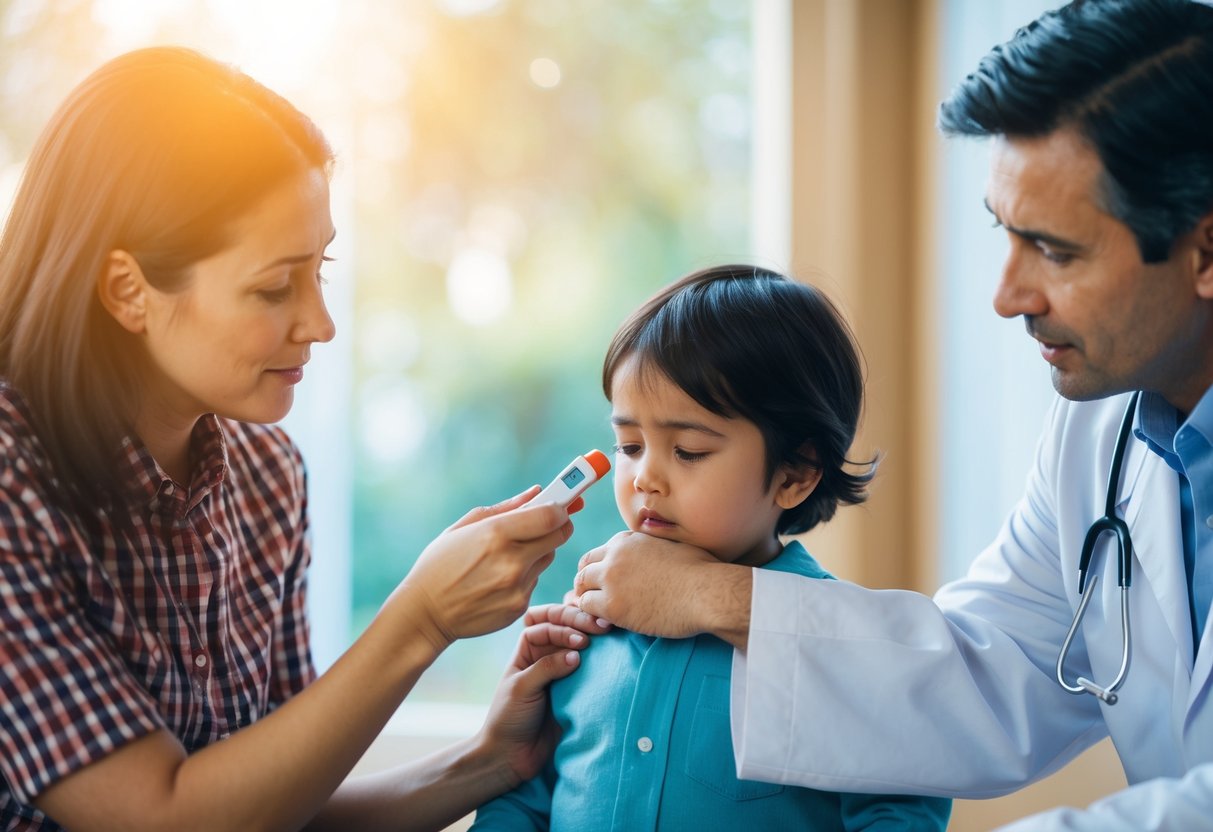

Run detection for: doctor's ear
[[1191, 210, 1213, 300], [774, 447, 823, 511], [96, 250, 150, 334]]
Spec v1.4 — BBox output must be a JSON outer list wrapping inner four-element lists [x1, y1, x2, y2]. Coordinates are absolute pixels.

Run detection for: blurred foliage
[[0, 0, 751, 704]]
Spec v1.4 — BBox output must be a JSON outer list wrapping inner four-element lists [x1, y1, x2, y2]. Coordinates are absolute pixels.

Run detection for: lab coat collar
[[1120, 424, 1194, 677]]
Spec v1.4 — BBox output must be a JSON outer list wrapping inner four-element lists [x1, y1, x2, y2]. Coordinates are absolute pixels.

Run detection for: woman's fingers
[[447, 485, 542, 531], [495, 501, 573, 545], [395, 499, 578, 644]]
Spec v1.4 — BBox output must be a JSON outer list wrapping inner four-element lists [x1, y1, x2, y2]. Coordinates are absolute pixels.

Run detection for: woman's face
[[138, 168, 336, 430]]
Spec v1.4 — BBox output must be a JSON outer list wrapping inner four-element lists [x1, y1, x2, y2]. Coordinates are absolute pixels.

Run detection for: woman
[[0, 46, 602, 831]]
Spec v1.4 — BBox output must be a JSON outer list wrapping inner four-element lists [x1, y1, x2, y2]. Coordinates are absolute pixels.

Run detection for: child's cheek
[[612, 471, 633, 526]]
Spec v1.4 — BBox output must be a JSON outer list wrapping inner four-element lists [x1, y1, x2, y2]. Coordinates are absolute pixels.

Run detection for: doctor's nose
[[992, 247, 1048, 320]]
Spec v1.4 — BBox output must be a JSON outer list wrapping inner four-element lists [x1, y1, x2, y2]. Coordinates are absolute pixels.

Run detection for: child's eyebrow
[[611, 415, 726, 438]]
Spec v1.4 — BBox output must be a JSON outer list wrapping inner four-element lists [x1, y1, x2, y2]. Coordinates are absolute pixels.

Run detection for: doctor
[[573, 0, 1213, 828]]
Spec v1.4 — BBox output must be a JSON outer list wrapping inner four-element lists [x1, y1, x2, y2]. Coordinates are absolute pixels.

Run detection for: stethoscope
[[1055, 391, 1140, 706]]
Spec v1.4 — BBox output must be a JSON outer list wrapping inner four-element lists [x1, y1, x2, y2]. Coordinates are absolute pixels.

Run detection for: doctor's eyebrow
[[611, 415, 727, 438], [982, 199, 1085, 253]]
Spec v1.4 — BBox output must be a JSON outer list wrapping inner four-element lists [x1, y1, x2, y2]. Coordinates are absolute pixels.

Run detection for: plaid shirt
[[0, 383, 315, 830]]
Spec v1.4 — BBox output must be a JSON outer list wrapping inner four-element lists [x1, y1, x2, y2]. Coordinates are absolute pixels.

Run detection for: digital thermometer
[[532, 449, 611, 511]]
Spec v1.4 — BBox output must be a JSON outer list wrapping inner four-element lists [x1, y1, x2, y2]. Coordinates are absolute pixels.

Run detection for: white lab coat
[[731, 392, 1213, 831]]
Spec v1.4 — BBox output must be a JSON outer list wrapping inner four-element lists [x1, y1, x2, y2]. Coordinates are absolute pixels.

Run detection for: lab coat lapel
[[1121, 439, 1192, 673], [1192, 596, 1213, 712]]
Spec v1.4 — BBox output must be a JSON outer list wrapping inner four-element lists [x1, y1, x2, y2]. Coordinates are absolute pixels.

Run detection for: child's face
[[609, 355, 795, 567]]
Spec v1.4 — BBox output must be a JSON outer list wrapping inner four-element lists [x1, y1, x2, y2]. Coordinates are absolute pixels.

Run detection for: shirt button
[[194, 653, 208, 668], [1206, 515, 1213, 529], [637, 737, 653, 753]]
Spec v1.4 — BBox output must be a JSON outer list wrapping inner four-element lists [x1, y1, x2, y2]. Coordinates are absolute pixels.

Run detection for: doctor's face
[[985, 129, 1213, 413], [608, 356, 788, 568]]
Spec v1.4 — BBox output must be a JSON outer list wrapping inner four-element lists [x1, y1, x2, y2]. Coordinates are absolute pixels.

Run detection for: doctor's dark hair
[[938, 0, 1213, 263], [602, 265, 876, 535]]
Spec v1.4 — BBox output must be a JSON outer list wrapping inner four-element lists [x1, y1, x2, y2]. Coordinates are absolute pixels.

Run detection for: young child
[[471, 265, 951, 830]]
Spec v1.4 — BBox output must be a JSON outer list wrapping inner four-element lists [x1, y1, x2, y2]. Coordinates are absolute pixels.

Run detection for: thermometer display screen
[[561, 466, 586, 488]]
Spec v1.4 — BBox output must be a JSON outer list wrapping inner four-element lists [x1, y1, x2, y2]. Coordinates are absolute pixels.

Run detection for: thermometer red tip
[[584, 449, 611, 479]]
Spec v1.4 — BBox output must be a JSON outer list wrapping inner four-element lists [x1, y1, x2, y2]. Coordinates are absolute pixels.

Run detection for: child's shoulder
[[763, 540, 836, 581]]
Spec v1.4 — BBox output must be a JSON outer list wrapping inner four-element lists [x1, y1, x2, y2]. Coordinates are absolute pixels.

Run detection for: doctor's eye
[[1036, 243, 1074, 266]]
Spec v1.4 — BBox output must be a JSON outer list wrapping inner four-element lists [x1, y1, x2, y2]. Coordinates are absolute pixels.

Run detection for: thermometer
[[532, 449, 611, 512]]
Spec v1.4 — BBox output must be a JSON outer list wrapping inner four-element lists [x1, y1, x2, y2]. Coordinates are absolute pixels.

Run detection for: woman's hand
[[477, 604, 612, 788], [389, 488, 575, 651], [573, 530, 752, 646]]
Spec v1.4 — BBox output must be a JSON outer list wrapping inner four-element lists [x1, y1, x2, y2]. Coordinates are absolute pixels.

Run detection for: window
[[934, 0, 1060, 581], [0, 0, 756, 709]]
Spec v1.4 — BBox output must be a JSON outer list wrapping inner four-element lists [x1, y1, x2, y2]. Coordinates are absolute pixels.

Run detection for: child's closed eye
[[613, 443, 641, 457], [674, 448, 709, 463]]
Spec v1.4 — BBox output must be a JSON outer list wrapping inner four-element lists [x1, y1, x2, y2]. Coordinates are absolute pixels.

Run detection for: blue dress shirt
[[1134, 388, 1213, 652], [471, 541, 951, 831]]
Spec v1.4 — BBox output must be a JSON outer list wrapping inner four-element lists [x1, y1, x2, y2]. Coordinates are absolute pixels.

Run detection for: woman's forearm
[[309, 735, 514, 832], [35, 596, 446, 832]]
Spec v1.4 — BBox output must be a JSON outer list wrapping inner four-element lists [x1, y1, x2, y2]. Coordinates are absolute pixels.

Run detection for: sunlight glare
[[204, 0, 339, 90], [92, 0, 189, 46], [437, 0, 502, 17], [529, 57, 562, 89], [360, 378, 427, 465], [446, 247, 513, 326]]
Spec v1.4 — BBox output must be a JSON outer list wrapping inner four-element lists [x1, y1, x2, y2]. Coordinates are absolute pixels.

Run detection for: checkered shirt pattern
[[0, 383, 315, 830]]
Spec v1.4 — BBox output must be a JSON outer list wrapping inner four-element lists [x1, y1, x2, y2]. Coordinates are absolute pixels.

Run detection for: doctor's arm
[[728, 397, 1112, 796], [996, 765, 1213, 832]]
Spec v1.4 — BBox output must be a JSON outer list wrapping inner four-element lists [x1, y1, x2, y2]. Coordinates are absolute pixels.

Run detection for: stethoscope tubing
[[1055, 392, 1140, 705]]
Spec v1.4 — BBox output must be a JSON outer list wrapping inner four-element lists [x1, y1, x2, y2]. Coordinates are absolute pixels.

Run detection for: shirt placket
[[609, 635, 695, 832]]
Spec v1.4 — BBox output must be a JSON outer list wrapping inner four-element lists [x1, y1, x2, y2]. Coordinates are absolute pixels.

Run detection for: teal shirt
[[472, 541, 951, 831]]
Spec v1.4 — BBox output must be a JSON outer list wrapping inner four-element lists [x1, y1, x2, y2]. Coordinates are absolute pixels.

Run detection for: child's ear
[[774, 453, 823, 511], [96, 250, 150, 334]]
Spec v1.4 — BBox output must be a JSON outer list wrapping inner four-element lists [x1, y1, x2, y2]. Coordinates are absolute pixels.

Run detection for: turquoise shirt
[[472, 541, 951, 831]]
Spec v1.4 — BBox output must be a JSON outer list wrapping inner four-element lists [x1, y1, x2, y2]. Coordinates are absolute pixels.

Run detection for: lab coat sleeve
[[993, 764, 1213, 832], [467, 761, 554, 832], [731, 397, 1107, 798]]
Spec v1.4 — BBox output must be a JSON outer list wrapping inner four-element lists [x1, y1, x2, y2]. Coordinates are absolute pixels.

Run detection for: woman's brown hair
[[0, 46, 334, 514]]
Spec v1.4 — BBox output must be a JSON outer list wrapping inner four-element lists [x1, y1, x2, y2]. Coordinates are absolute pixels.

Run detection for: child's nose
[[632, 456, 666, 494]]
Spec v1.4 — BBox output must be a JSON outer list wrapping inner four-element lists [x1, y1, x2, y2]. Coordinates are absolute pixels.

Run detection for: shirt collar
[[117, 415, 230, 516], [1134, 387, 1213, 475]]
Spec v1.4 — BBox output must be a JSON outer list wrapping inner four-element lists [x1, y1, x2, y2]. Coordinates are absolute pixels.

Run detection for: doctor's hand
[[477, 604, 612, 788], [573, 531, 753, 648], [389, 488, 574, 651]]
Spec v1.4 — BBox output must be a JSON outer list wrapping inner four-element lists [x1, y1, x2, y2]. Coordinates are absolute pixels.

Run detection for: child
[[471, 265, 951, 830]]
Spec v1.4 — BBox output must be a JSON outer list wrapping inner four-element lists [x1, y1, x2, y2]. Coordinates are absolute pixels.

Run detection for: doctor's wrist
[[702, 562, 752, 650]]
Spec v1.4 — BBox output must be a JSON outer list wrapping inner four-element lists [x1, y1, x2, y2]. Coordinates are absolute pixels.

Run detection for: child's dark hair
[[603, 265, 876, 535]]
